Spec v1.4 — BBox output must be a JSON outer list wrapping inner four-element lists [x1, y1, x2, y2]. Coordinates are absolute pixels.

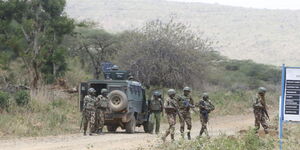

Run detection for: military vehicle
[[79, 66, 153, 133]]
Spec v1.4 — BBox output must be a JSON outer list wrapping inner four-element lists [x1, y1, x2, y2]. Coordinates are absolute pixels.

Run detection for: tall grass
[[0, 88, 80, 138]]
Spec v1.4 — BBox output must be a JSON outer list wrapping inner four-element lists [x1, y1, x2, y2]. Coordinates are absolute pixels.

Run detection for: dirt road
[[0, 114, 255, 150]]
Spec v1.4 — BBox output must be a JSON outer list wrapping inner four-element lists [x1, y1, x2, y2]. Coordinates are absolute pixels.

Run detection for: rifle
[[263, 107, 270, 120], [164, 99, 184, 120], [183, 100, 198, 113]]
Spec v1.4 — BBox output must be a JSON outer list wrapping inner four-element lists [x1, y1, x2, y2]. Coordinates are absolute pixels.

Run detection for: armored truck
[[79, 68, 153, 133]]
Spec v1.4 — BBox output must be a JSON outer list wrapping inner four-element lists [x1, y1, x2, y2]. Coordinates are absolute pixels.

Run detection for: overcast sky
[[168, 0, 300, 10]]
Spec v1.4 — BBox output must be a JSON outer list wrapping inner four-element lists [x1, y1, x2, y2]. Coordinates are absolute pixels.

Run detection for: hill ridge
[[66, 0, 300, 66]]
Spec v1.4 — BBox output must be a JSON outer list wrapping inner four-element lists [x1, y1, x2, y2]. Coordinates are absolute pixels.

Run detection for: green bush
[[15, 90, 30, 106], [0, 91, 10, 110]]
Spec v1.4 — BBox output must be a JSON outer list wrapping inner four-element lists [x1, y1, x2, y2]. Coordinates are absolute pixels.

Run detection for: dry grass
[[0, 87, 80, 138]]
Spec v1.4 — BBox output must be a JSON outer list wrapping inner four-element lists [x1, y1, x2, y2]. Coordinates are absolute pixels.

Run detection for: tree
[[118, 19, 216, 88], [67, 27, 119, 79], [0, 0, 75, 88]]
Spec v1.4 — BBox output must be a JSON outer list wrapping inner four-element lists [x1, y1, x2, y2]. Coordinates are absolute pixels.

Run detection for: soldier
[[197, 93, 215, 137], [162, 89, 182, 142], [128, 75, 134, 81], [82, 88, 97, 136], [177, 87, 194, 140], [148, 91, 164, 134], [253, 87, 269, 134], [95, 88, 110, 134]]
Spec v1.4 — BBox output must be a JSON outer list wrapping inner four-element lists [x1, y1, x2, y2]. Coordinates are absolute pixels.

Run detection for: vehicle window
[[130, 86, 134, 94], [137, 87, 141, 96], [134, 86, 138, 95]]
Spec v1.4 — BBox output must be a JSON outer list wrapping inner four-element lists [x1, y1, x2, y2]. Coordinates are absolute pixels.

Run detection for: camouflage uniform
[[253, 87, 269, 134], [177, 87, 194, 139], [197, 93, 214, 137], [83, 89, 97, 135], [95, 94, 109, 134], [149, 92, 163, 134], [162, 89, 181, 142]]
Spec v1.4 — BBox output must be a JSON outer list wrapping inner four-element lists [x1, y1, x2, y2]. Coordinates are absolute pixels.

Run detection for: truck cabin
[[103, 70, 130, 80]]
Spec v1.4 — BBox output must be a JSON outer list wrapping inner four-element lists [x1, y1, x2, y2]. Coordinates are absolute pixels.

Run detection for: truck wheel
[[108, 90, 128, 112], [143, 121, 154, 133], [125, 116, 136, 133], [107, 126, 117, 132]]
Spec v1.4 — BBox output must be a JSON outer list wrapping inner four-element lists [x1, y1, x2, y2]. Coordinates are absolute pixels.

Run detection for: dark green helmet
[[183, 86, 192, 92], [203, 93, 209, 99], [88, 88, 96, 95], [153, 91, 161, 96], [128, 75, 134, 80], [258, 87, 267, 94], [101, 88, 108, 94], [111, 65, 119, 70], [167, 89, 176, 96]]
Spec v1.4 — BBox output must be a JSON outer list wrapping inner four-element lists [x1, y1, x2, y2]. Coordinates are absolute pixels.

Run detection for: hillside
[[65, 0, 300, 66]]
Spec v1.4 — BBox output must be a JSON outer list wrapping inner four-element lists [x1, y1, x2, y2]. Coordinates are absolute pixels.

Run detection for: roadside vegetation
[[156, 129, 275, 150], [0, 0, 282, 139]]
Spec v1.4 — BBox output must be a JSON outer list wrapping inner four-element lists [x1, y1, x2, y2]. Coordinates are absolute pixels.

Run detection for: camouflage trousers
[[95, 108, 106, 130], [163, 113, 176, 139], [253, 109, 268, 131], [150, 112, 161, 134], [199, 113, 209, 136], [83, 110, 96, 134], [179, 111, 192, 134]]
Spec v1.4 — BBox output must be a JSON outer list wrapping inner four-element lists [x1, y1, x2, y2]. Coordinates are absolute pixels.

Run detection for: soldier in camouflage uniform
[[253, 87, 269, 134], [162, 89, 182, 142], [82, 88, 97, 136], [197, 93, 215, 137], [95, 88, 109, 134], [177, 87, 194, 140], [149, 91, 164, 134]]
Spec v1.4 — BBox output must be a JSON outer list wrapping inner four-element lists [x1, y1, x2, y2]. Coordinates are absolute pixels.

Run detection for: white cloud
[[168, 0, 300, 10]]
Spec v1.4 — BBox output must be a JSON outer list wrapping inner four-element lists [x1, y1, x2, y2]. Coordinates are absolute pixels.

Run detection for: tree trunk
[[32, 61, 40, 89], [94, 67, 101, 79]]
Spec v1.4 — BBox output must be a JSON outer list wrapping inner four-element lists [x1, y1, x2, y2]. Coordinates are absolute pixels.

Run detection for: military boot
[[264, 129, 269, 134], [98, 128, 104, 135], [83, 131, 87, 136], [187, 131, 191, 140], [161, 136, 166, 142], [199, 128, 204, 137], [171, 134, 175, 142]]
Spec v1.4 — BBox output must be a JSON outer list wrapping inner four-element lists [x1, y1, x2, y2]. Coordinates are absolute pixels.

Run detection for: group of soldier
[[149, 86, 269, 141], [81, 88, 109, 136], [81, 85, 270, 141], [149, 87, 215, 141]]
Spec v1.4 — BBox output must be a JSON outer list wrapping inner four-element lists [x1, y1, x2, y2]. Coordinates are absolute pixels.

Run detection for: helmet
[[88, 88, 96, 95], [167, 89, 176, 96], [258, 87, 267, 94], [101, 88, 108, 94], [203, 93, 209, 99], [153, 91, 161, 96], [128, 75, 134, 80], [111, 65, 119, 70], [183, 87, 192, 92]]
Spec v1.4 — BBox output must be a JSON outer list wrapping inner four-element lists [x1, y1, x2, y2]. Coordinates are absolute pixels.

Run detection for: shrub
[[0, 91, 10, 110], [15, 90, 30, 106]]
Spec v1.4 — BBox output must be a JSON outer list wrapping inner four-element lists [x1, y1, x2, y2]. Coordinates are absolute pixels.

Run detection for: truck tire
[[143, 121, 154, 133], [108, 90, 128, 112], [107, 125, 118, 132], [125, 116, 136, 133]]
